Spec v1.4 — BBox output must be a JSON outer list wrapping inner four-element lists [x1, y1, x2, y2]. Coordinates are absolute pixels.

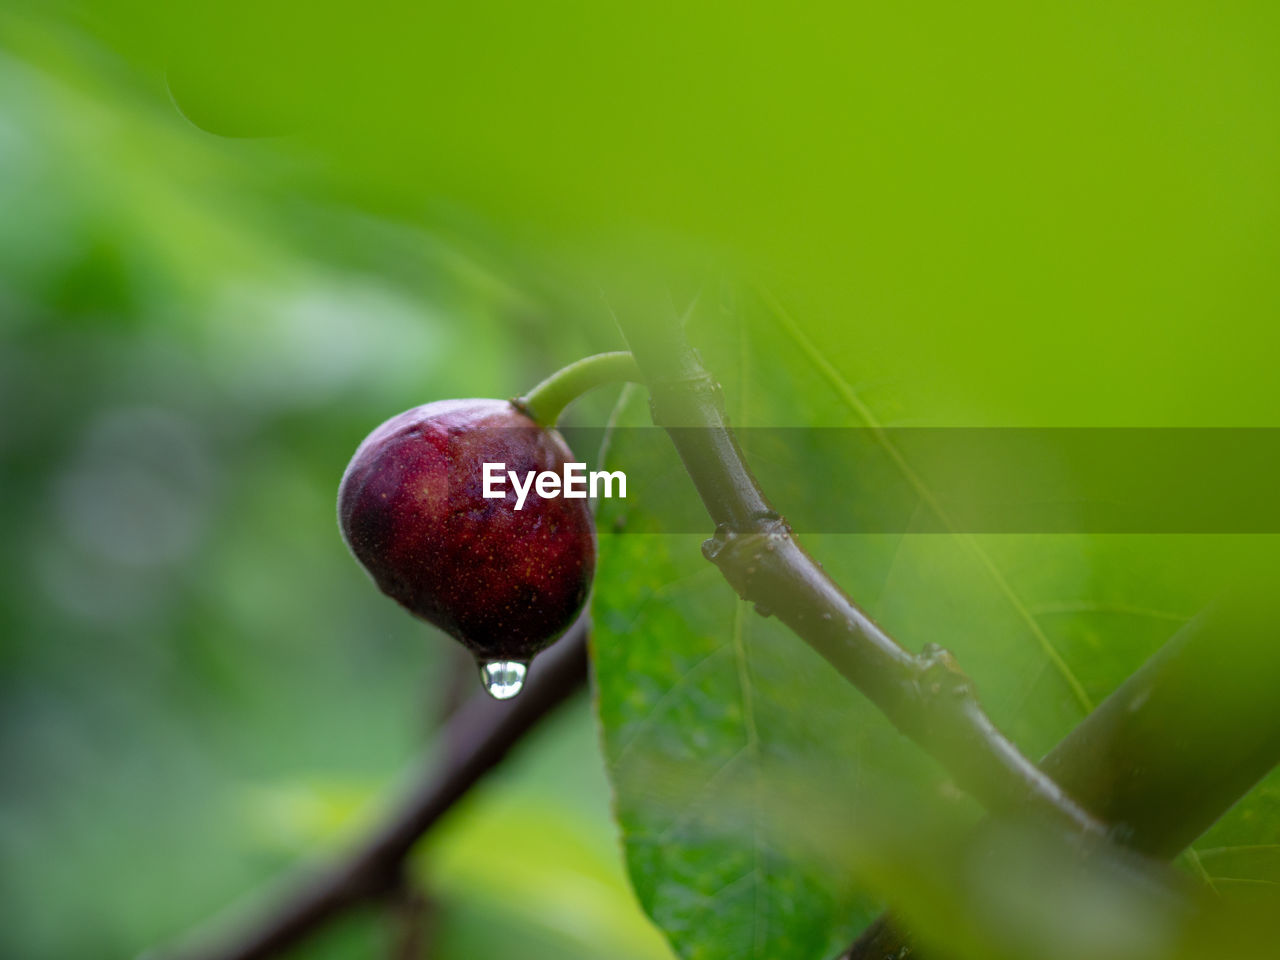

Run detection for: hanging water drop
[[479, 660, 528, 700]]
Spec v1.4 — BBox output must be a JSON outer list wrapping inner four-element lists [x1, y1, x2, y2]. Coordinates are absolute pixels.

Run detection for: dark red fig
[[338, 399, 595, 690]]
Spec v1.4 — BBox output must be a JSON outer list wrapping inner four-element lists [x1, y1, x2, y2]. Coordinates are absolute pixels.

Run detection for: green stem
[[515, 351, 643, 427]]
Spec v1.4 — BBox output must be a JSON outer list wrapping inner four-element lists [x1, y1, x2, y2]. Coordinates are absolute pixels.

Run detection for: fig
[[338, 399, 595, 697]]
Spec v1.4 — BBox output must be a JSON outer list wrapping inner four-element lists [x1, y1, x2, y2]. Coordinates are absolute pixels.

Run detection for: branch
[[617, 303, 1101, 835], [844, 589, 1280, 958], [153, 620, 590, 960]]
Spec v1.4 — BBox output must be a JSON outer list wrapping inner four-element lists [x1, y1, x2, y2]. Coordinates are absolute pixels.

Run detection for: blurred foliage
[[3, 2, 1280, 960], [0, 8, 635, 960]]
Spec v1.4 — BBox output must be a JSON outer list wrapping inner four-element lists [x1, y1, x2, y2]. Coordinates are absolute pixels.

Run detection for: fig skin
[[338, 399, 595, 662]]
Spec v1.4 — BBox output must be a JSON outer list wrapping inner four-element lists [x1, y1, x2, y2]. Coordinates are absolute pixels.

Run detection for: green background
[[1, 3, 1278, 959]]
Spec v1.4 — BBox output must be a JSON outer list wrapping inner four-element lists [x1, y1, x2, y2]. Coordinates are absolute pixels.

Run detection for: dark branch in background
[[844, 591, 1280, 958], [153, 621, 590, 960], [1042, 591, 1280, 857], [617, 303, 1101, 835]]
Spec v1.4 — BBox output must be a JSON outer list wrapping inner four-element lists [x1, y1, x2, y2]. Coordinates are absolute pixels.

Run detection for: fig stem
[[515, 351, 643, 426]]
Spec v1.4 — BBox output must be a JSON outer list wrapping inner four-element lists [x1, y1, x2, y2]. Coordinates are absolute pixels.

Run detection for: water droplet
[[479, 660, 527, 700]]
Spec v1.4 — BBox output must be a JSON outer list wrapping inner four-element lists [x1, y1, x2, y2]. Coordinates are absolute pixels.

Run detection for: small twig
[[617, 301, 1102, 835], [152, 620, 590, 960]]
